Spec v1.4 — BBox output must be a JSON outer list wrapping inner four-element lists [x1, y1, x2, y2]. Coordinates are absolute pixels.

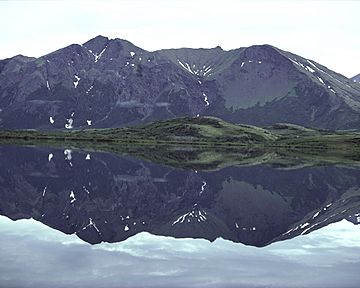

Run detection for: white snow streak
[[86, 85, 94, 94], [64, 149, 72, 161], [300, 222, 310, 229], [289, 58, 300, 66], [94, 46, 107, 63], [307, 59, 347, 86], [65, 118, 73, 129], [69, 190, 76, 204], [200, 181, 207, 195], [203, 66, 212, 76], [65, 112, 74, 129], [307, 60, 324, 72], [82, 218, 100, 234], [305, 65, 315, 73], [42, 186, 47, 197], [73, 75, 80, 88], [177, 59, 212, 77], [202, 92, 209, 106], [172, 213, 190, 225], [177, 59, 193, 74], [172, 208, 207, 225], [89, 46, 107, 63], [83, 185, 90, 194], [317, 77, 325, 85], [301, 213, 338, 235]]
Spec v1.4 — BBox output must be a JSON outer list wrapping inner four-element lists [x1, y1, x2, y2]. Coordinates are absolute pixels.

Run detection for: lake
[[0, 145, 359, 288]]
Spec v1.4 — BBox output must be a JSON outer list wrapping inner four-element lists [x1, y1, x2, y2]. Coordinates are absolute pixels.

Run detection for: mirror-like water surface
[[0, 145, 359, 287]]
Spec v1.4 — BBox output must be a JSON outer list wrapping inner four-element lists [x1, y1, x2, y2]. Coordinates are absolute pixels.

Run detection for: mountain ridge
[[352, 73, 360, 83], [1, 35, 360, 130]]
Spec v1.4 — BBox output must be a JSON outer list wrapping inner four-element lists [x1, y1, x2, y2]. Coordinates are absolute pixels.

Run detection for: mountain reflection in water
[[0, 145, 359, 247], [1, 144, 360, 288]]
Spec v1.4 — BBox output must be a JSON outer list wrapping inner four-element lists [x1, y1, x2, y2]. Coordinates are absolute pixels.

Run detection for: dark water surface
[[0, 145, 359, 288]]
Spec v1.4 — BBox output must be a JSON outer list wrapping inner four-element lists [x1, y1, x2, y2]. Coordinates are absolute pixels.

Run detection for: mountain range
[[1, 35, 360, 130]]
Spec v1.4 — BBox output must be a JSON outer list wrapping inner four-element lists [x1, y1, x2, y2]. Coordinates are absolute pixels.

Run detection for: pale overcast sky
[[0, 0, 359, 77]]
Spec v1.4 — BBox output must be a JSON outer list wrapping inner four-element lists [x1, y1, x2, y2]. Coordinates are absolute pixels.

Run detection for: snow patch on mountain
[[199, 181, 207, 195], [42, 186, 47, 197], [88, 46, 108, 63], [65, 112, 75, 129], [86, 85, 93, 94], [64, 149, 72, 161], [202, 93, 209, 106], [65, 118, 73, 129], [73, 75, 80, 88], [172, 207, 207, 225], [94, 46, 107, 63], [82, 218, 100, 234], [177, 59, 213, 77], [305, 65, 315, 73], [317, 77, 325, 85], [69, 190, 76, 204]]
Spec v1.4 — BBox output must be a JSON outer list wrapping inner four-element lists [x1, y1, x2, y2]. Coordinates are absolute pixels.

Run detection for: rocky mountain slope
[[352, 73, 360, 83], [1, 35, 360, 130]]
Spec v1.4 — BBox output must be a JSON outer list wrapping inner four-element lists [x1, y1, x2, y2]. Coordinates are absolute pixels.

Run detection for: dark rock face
[[352, 73, 360, 83], [1, 35, 360, 129], [0, 145, 359, 247]]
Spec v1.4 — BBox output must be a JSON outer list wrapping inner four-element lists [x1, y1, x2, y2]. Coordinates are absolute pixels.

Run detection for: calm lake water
[[0, 145, 359, 288]]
